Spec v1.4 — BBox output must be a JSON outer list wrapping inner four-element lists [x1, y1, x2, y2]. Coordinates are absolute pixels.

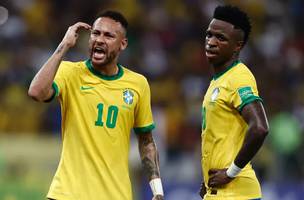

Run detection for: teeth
[[94, 47, 105, 54]]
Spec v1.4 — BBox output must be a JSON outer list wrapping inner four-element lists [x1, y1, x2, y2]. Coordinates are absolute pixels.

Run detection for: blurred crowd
[[1, 0, 304, 185]]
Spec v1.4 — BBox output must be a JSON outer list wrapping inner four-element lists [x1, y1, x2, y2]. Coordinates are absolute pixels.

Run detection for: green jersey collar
[[213, 60, 240, 80], [85, 59, 123, 81]]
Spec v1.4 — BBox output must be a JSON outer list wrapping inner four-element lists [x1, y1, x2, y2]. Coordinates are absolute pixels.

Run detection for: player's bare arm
[[138, 132, 160, 179], [28, 22, 91, 102], [208, 101, 269, 188], [137, 132, 164, 200], [234, 101, 269, 168]]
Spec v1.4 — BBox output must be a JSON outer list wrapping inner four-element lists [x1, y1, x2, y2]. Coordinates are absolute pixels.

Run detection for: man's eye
[[105, 33, 115, 38], [206, 32, 211, 38], [218, 35, 225, 41]]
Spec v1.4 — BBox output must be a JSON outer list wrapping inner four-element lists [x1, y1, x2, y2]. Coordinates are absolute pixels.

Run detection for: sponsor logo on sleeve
[[238, 86, 254, 101]]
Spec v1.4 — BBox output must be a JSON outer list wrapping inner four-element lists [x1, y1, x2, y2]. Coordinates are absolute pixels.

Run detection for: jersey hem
[[53, 82, 59, 97], [204, 196, 262, 200], [238, 96, 263, 112], [44, 82, 59, 102], [134, 123, 155, 134], [47, 193, 73, 200]]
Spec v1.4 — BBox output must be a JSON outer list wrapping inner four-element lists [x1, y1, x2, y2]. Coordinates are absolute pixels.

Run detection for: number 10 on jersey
[[95, 103, 118, 128]]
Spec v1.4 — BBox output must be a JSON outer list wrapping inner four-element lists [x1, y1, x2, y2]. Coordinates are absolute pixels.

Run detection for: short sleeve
[[230, 72, 263, 112], [52, 61, 73, 98], [133, 77, 155, 134]]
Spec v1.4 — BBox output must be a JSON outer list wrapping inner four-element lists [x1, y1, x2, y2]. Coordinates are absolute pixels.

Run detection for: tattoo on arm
[[55, 43, 65, 54], [142, 157, 159, 178], [138, 133, 160, 179]]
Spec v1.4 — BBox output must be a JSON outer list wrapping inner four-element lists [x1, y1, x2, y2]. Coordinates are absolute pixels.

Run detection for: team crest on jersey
[[123, 89, 134, 105], [211, 88, 220, 102]]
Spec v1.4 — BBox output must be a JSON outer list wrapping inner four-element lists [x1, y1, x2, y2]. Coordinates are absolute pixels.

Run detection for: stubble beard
[[91, 50, 117, 68]]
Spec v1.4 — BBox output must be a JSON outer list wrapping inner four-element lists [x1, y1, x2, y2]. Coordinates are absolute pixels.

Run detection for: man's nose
[[95, 35, 105, 43], [207, 36, 217, 46]]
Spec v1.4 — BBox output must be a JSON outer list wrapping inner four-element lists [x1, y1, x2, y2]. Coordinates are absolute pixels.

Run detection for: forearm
[[234, 101, 269, 168], [234, 126, 268, 168], [207, 130, 266, 188], [139, 137, 160, 180], [138, 133, 164, 199], [28, 42, 69, 101]]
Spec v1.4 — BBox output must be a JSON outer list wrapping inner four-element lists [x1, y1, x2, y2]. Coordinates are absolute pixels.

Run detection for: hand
[[208, 168, 233, 188], [199, 181, 207, 199], [61, 22, 91, 48], [152, 194, 164, 200]]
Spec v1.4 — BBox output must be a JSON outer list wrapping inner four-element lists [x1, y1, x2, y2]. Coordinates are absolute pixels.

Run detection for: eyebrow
[[206, 29, 228, 37]]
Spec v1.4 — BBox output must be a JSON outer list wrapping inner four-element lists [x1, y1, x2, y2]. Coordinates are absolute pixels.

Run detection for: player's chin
[[206, 56, 220, 64], [205, 52, 219, 62]]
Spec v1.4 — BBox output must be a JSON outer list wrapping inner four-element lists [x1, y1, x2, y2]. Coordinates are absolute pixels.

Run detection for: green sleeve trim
[[238, 96, 263, 112], [52, 82, 59, 97], [134, 123, 155, 134], [44, 82, 59, 102]]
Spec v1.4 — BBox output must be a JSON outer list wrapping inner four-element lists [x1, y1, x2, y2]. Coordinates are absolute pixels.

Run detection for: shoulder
[[60, 60, 84, 68], [58, 60, 86, 74], [231, 62, 255, 78], [122, 65, 149, 85], [228, 62, 257, 88]]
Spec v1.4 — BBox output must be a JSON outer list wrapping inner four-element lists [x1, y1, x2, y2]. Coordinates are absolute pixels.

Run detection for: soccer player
[[199, 5, 269, 200], [28, 11, 164, 200]]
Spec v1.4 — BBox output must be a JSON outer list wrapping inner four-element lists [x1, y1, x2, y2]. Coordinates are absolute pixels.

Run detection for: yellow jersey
[[201, 60, 263, 200], [47, 60, 155, 200]]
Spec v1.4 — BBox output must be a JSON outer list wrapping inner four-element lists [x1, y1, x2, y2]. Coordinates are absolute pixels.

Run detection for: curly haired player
[[199, 5, 269, 200]]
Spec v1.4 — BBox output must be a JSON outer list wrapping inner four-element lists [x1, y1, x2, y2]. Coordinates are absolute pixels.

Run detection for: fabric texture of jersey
[[47, 60, 155, 200], [201, 61, 263, 199]]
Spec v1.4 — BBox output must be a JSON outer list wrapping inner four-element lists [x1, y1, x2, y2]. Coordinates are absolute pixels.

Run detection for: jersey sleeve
[[133, 77, 155, 134], [230, 72, 263, 112], [52, 61, 73, 99]]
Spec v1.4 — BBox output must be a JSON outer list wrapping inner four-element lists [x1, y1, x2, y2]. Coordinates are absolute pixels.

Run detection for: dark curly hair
[[213, 5, 251, 45], [96, 10, 128, 32]]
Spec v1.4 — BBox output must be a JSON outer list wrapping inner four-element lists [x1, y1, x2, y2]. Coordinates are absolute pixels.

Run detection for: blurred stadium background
[[0, 0, 304, 199]]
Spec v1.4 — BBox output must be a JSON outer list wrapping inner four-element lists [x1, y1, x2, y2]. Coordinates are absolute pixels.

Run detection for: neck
[[92, 61, 119, 76], [212, 58, 238, 75]]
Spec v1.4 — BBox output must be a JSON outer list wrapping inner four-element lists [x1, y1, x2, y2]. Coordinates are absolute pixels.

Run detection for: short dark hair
[[96, 10, 128, 32], [213, 5, 251, 45]]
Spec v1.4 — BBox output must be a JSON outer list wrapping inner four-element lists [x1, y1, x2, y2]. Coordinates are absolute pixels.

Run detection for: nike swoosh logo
[[80, 86, 94, 90]]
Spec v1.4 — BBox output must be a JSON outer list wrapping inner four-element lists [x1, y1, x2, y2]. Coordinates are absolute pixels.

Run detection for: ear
[[234, 40, 244, 53], [233, 29, 245, 52], [120, 37, 128, 51]]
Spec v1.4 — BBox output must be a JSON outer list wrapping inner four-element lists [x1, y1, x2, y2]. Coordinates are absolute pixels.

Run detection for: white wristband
[[226, 162, 242, 178], [149, 178, 164, 196]]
